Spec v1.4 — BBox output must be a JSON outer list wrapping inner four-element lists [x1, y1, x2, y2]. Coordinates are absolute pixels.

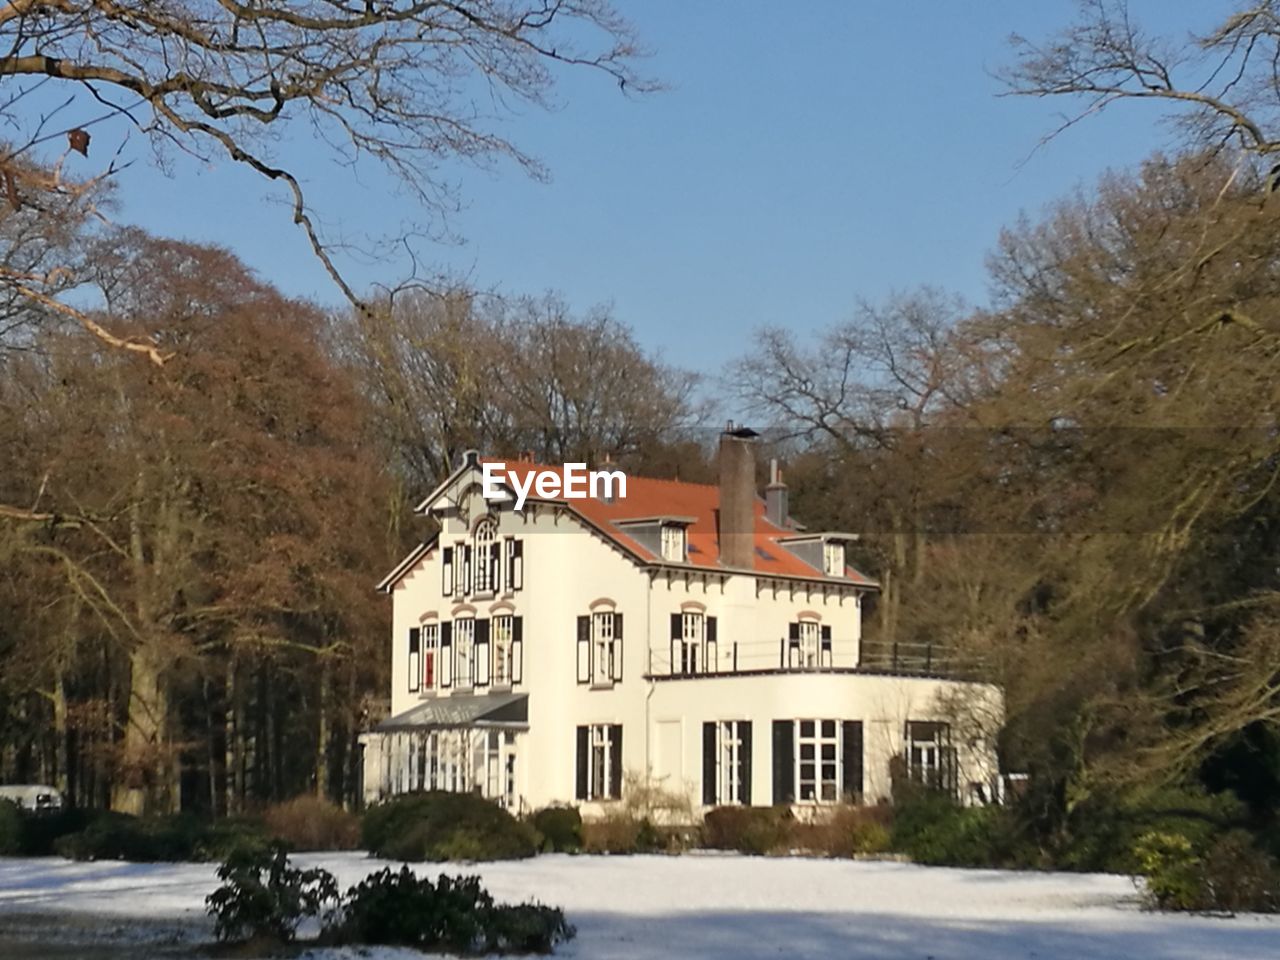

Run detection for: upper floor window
[[823, 541, 845, 577], [505, 538, 524, 592], [661, 523, 687, 562], [577, 611, 623, 685], [473, 519, 498, 594], [453, 617, 475, 687], [669, 612, 718, 676], [423, 623, 438, 690], [785, 619, 832, 670], [492, 615, 513, 686]]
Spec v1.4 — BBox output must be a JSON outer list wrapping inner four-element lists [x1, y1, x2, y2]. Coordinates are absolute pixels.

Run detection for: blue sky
[[107, 1, 1221, 371]]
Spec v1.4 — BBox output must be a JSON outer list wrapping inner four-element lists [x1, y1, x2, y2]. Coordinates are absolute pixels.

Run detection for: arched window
[[473, 518, 498, 593]]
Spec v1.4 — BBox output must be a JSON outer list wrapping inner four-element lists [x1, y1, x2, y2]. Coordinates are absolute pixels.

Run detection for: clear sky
[[106, 1, 1222, 372]]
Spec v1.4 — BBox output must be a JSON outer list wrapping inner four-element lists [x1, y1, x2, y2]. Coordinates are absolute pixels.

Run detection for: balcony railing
[[644, 638, 985, 681]]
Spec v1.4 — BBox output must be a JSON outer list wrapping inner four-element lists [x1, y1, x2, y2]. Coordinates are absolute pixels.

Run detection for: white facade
[[361, 446, 1002, 816]]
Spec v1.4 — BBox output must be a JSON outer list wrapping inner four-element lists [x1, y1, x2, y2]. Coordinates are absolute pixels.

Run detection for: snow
[[1, 851, 1276, 959]]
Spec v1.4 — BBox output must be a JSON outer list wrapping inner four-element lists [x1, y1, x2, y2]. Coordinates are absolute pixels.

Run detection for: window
[[823, 540, 845, 577], [408, 627, 421, 693], [505, 539, 524, 591], [703, 720, 752, 805], [786, 620, 832, 669], [905, 721, 955, 794], [577, 612, 623, 685], [799, 620, 819, 668], [452, 542, 472, 596], [423, 623, 438, 690], [670, 612, 717, 675], [453, 618, 475, 687], [473, 519, 499, 593], [576, 724, 622, 800], [492, 615, 513, 685], [798, 719, 839, 802], [661, 523, 686, 562], [771, 719, 862, 805]]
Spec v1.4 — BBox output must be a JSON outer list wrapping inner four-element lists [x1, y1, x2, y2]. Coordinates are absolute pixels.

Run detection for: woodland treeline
[[1, 2, 1279, 855]]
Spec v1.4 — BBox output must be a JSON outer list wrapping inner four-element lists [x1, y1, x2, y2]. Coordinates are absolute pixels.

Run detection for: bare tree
[[0, 1, 650, 356]]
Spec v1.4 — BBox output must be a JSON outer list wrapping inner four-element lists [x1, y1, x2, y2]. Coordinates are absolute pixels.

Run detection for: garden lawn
[[0, 851, 1277, 959]]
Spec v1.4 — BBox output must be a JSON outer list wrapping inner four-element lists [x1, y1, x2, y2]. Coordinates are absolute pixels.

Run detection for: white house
[[360, 427, 1002, 815]]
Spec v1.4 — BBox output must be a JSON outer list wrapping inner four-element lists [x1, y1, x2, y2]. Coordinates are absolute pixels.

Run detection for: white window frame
[[473, 519, 497, 594], [796, 719, 841, 803], [661, 523, 686, 562], [492, 614, 513, 686], [453, 617, 475, 688], [799, 620, 820, 668], [422, 623, 438, 691], [716, 720, 745, 805], [589, 724, 614, 800], [681, 612, 703, 675], [592, 611, 615, 685], [823, 541, 844, 576]]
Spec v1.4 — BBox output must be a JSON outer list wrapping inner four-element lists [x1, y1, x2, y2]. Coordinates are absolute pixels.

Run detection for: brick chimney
[[718, 422, 759, 569], [765, 458, 789, 528]]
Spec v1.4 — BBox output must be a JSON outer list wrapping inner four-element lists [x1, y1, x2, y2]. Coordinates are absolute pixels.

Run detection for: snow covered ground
[[0, 851, 1276, 959]]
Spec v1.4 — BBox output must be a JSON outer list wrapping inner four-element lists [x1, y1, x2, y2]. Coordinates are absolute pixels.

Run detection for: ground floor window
[[771, 719, 863, 805], [703, 720, 752, 805], [905, 721, 955, 795], [381, 728, 519, 805], [575, 723, 622, 800]]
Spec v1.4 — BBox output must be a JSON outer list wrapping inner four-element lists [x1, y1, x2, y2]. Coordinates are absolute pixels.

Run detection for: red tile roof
[[483, 459, 877, 587]]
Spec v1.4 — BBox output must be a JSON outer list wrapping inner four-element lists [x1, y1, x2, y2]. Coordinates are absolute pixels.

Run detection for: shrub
[[701, 806, 792, 856], [53, 812, 269, 863], [529, 805, 582, 853], [362, 792, 538, 862], [792, 804, 894, 858], [1135, 829, 1280, 913], [1058, 786, 1246, 874], [891, 789, 1024, 867], [327, 865, 574, 954], [0, 799, 22, 855], [262, 795, 360, 851], [206, 842, 339, 943], [581, 810, 664, 854]]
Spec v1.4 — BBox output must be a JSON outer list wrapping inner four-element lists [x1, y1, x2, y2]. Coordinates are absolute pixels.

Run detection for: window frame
[[453, 616, 475, 688], [796, 718, 841, 803], [422, 622, 438, 691], [660, 523, 687, 562], [491, 614, 513, 686]]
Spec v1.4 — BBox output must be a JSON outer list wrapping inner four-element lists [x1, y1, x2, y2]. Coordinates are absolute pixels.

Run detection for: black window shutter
[[511, 616, 523, 684], [576, 615, 591, 683], [842, 721, 864, 800], [575, 726, 589, 800], [788, 622, 800, 643], [702, 722, 717, 806], [740, 721, 753, 805], [509, 540, 523, 591], [612, 613, 624, 682], [670, 613, 682, 639], [463, 544, 473, 594], [474, 618, 491, 686], [440, 622, 453, 688], [609, 725, 623, 798], [820, 625, 832, 647], [408, 627, 421, 693], [706, 617, 717, 673], [442, 547, 454, 596], [706, 616, 717, 645], [772, 720, 795, 804]]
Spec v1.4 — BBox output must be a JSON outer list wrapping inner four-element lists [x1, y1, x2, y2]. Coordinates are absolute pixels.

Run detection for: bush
[[1058, 786, 1246, 874], [206, 842, 339, 943], [529, 805, 582, 853], [793, 804, 894, 858], [581, 811, 664, 855], [328, 865, 574, 954], [262, 795, 360, 851], [0, 799, 22, 855], [53, 812, 269, 863], [1135, 829, 1280, 913], [701, 806, 792, 856], [362, 792, 538, 862], [891, 789, 1025, 867]]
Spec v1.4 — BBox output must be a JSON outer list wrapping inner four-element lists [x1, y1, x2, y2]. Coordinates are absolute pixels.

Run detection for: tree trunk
[[112, 644, 168, 815], [316, 657, 331, 798]]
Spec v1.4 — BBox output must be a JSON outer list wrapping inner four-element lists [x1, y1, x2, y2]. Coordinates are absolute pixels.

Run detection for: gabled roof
[[472, 458, 877, 587], [375, 535, 437, 593]]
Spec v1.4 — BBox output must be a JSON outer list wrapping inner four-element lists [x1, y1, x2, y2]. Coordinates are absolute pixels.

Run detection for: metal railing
[[644, 637, 986, 681]]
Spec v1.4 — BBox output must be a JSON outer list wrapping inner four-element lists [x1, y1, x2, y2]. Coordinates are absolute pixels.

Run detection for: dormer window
[[823, 540, 845, 577], [661, 523, 687, 562]]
